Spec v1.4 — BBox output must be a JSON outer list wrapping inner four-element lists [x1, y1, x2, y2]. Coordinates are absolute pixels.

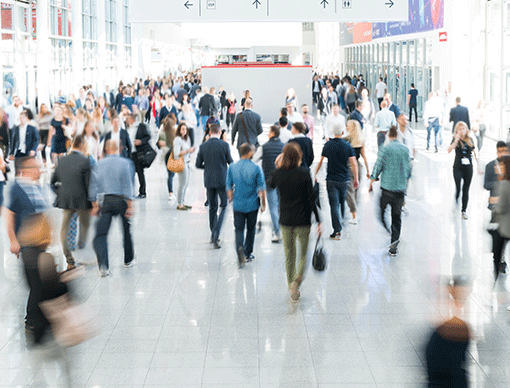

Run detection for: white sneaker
[[462, 212, 468, 220], [271, 232, 281, 243], [349, 218, 358, 225], [168, 193, 176, 201], [99, 267, 110, 277]]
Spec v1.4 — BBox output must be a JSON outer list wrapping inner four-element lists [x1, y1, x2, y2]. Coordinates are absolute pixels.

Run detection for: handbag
[[137, 145, 157, 168], [312, 236, 327, 272], [314, 181, 321, 209], [167, 151, 185, 173]]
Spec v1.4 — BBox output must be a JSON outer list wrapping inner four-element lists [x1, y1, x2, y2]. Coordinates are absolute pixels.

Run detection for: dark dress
[[50, 118, 69, 154]]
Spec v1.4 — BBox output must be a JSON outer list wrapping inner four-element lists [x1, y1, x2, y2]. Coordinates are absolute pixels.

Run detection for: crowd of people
[[1, 68, 510, 387]]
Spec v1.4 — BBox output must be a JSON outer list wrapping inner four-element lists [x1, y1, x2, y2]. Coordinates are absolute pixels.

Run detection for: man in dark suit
[[232, 98, 263, 155], [450, 97, 471, 133], [104, 85, 115, 108], [125, 114, 151, 198], [115, 87, 124, 113], [9, 110, 39, 160], [51, 135, 93, 270], [196, 123, 233, 249], [103, 116, 132, 159]]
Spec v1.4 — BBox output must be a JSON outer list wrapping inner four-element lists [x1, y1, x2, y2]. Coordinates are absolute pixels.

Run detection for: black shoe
[[329, 232, 341, 240], [136, 194, 147, 199], [213, 241, 221, 249], [246, 254, 255, 262], [435, 146, 438, 153], [204, 201, 209, 207], [500, 262, 507, 274], [25, 323, 35, 333], [389, 247, 398, 257], [210, 238, 221, 243], [426, 146, 429, 151], [237, 247, 246, 268]]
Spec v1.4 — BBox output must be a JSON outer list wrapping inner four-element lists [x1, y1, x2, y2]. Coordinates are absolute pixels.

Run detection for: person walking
[[226, 143, 266, 268], [125, 114, 151, 199], [374, 101, 397, 149], [472, 100, 487, 151], [173, 122, 195, 211], [158, 117, 177, 201], [301, 104, 315, 140], [315, 123, 358, 240], [226, 92, 237, 131], [448, 122, 480, 220], [196, 122, 233, 249], [491, 155, 510, 280], [407, 83, 419, 123], [268, 142, 321, 302], [198, 87, 215, 132], [9, 110, 39, 160], [449, 97, 471, 133], [344, 120, 370, 224], [423, 92, 445, 152], [51, 135, 93, 270], [231, 98, 263, 154], [289, 122, 314, 169], [369, 125, 412, 257], [103, 116, 132, 159], [91, 140, 135, 277], [375, 77, 387, 109], [258, 125, 284, 243], [323, 104, 346, 141]]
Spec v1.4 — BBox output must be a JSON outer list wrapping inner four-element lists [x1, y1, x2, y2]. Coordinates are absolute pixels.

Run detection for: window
[[82, 0, 96, 40], [105, 0, 116, 43], [123, 0, 131, 45], [50, 0, 71, 37]]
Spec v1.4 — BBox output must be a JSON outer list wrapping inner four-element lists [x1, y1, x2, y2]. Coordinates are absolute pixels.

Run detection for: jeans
[[0, 181, 5, 207], [493, 229, 509, 279], [164, 151, 175, 193], [327, 180, 349, 233], [93, 196, 133, 269], [453, 165, 473, 212], [226, 113, 236, 129], [234, 209, 258, 256], [207, 187, 228, 243], [281, 225, 311, 287], [200, 115, 209, 130], [61, 209, 91, 265], [132, 154, 146, 196], [476, 124, 486, 151], [379, 189, 405, 244], [266, 187, 280, 235], [426, 118, 441, 149], [409, 103, 418, 122], [177, 163, 190, 206], [377, 131, 387, 149]]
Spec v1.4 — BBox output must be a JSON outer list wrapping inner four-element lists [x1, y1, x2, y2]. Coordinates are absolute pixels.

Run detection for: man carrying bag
[[232, 98, 263, 156], [125, 114, 153, 199]]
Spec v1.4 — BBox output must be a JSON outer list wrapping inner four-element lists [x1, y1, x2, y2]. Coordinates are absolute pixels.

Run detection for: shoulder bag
[[239, 113, 251, 145], [312, 236, 327, 272], [167, 151, 185, 173]]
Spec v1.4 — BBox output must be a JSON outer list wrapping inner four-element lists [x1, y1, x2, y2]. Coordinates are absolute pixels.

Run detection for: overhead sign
[[129, 0, 408, 23]]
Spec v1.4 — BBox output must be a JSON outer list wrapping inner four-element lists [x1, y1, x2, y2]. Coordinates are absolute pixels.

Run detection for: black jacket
[[10, 124, 39, 157], [195, 137, 233, 189], [131, 123, 151, 155], [104, 129, 132, 159], [261, 137, 284, 181], [289, 136, 314, 169], [268, 166, 320, 227], [199, 94, 216, 117], [51, 151, 92, 210], [450, 105, 471, 131], [232, 109, 263, 149]]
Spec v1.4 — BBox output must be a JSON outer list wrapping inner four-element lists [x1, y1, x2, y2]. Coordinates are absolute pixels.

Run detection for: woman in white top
[[83, 120, 99, 160], [179, 103, 198, 146], [173, 122, 196, 210], [73, 108, 90, 137]]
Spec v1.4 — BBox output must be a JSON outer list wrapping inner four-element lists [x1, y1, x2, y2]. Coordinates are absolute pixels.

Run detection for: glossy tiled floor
[[1, 124, 510, 387]]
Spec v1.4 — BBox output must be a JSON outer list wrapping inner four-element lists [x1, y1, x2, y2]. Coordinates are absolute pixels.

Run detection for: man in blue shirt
[[226, 143, 266, 268], [91, 139, 135, 277], [369, 125, 412, 257]]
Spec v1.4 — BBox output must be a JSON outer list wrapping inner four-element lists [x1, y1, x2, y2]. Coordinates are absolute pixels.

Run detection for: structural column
[[72, 0, 84, 92], [36, 0, 51, 106]]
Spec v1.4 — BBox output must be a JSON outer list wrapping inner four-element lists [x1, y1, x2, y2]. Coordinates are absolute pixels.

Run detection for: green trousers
[[281, 225, 311, 287]]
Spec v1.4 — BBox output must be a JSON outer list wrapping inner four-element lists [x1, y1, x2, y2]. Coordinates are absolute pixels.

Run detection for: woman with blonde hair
[[269, 142, 321, 302], [158, 116, 177, 201], [35, 103, 53, 164], [83, 120, 99, 160], [226, 92, 237, 131], [91, 107, 105, 136], [447, 121, 479, 219], [344, 120, 370, 224]]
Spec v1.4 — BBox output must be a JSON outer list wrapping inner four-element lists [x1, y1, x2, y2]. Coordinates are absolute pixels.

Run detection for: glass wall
[[345, 37, 435, 119]]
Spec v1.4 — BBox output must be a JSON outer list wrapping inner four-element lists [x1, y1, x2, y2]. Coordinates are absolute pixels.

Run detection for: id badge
[[461, 158, 470, 165]]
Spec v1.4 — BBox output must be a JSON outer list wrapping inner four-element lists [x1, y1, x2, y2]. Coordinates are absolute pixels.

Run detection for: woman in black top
[[269, 143, 321, 302], [289, 122, 314, 169], [447, 122, 479, 220]]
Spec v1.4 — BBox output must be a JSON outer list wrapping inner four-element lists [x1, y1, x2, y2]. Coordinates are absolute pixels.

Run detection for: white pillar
[[72, 0, 84, 93], [96, 0, 107, 92]]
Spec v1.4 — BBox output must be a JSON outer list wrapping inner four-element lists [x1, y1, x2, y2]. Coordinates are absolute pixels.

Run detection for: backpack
[[228, 100, 235, 115]]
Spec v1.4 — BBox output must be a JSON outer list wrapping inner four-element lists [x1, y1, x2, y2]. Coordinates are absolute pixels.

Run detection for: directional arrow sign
[[130, 0, 409, 23]]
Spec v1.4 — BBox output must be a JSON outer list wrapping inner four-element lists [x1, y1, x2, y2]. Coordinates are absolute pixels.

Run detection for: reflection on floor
[[0, 125, 509, 387]]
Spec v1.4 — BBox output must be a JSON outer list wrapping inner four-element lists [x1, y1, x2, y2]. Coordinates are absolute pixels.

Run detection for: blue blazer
[[389, 103, 401, 120], [10, 124, 39, 156], [450, 105, 471, 131], [195, 137, 233, 189]]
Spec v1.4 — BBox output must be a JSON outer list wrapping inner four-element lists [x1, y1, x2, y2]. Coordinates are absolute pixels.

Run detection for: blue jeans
[[266, 187, 280, 235], [327, 180, 349, 233], [0, 181, 5, 207], [200, 115, 209, 130], [207, 187, 228, 243], [427, 118, 441, 149], [234, 210, 258, 256], [93, 196, 133, 269]]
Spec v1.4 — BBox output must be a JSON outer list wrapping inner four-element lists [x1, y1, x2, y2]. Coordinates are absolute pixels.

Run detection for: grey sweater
[[495, 180, 510, 238]]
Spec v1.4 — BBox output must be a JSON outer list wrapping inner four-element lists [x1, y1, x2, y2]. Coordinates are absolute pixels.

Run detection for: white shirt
[[279, 127, 294, 144], [111, 130, 121, 155], [86, 135, 98, 160], [374, 109, 396, 131], [6, 104, 23, 129], [18, 124, 27, 154], [397, 127, 415, 159], [324, 113, 346, 139], [423, 97, 445, 124], [287, 112, 304, 124], [127, 123, 138, 150], [375, 82, 387, 99]]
